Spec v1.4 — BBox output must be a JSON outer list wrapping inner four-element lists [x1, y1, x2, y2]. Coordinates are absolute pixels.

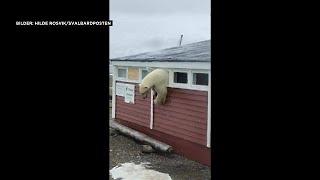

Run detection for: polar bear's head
[[139, 84, 152, 99]]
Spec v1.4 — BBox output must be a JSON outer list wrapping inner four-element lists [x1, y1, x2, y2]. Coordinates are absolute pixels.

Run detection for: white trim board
[[111, 66, 117, 118], [206, 71, 211, 147], [111, 61, 211, 70], [150, 89, 154, 129]]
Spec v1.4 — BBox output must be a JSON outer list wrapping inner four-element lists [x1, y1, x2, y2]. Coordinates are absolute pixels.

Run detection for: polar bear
[[139, 68, 169, 105]]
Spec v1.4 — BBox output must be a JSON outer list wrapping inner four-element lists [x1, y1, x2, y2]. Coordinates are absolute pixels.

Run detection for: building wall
[[153, 88, 208, 146], [115, 81, 208, 146], [115, 81, 150, 128]]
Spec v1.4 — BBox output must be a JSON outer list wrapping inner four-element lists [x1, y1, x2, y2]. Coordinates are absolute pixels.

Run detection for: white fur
[[139, 69, 169, 105]]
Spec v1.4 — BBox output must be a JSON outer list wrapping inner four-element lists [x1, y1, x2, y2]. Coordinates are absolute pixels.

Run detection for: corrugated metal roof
[[111, 40, 211, 62]]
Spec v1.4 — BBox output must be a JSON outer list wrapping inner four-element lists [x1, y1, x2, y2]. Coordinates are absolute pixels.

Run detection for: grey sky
[[110, 0, 211, 58]]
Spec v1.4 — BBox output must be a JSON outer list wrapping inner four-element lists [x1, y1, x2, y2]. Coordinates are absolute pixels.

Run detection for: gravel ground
[[109, 105, 211, 180]]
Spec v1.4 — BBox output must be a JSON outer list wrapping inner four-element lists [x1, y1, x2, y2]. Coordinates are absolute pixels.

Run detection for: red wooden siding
[[115, 81, 208, 146], [153, 88, 208, 146], [115, 81, 150, 128]]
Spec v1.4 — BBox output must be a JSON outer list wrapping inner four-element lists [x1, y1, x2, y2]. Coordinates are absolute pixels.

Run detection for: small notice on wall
[[116, 82, 135, 104], [116, 83, 126, 97], [124, 84, 135, 104]]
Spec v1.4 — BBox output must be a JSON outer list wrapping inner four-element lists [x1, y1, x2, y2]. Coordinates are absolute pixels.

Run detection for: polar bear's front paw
[[153, 99, 158, 104], [142, 93, 148, 99]]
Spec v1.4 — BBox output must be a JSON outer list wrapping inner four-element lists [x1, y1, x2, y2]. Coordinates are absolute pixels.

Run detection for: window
[[193, 73, 209, 85], [169, 69, 209, 91], [141, 69, 149, 79], [118, 68, 127, 78], [174, 72, 188, 84]]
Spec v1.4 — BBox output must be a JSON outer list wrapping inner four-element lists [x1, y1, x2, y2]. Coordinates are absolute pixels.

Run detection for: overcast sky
[[110, 0, 211, 58]]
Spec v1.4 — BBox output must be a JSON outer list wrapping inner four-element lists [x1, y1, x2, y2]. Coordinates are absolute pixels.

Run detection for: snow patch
[[110, 162, 172, 180]]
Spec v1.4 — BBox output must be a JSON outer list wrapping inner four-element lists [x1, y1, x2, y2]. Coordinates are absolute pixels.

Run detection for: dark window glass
[[141, 69, 148, 79], [193, 73, 208, 85], [118, 69, 126, 78], [174, 72, 188, 84]]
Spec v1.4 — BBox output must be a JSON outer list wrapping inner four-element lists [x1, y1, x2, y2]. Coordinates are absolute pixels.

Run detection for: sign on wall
[[116, 82, 135, 104], [116, 83, 126, 97], [124, 84, 135, 104]]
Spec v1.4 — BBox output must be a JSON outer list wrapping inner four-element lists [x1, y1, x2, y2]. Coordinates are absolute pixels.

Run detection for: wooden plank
[[117, 103, 149, 109], [150, 89, 154, 129], [154, 116, 207, 131], [116, 109, 149, 120], [153, 124, 206, 145], [157, 101, 207, 113], [110, 120, 172, 152], [156, 102, 205, 112], [167, 92, 208, 102], [154, 119, 207, 136], [154, 109, 207, 125], [116, 107, 149, 115], [116, 100, 149, 106], [154, 108, 207, 122], [168, 88, 208, 96], [165, 98, 208, 108], [116, 103, 149, 112], [116, 102, 149, 109], [117, 115, 149, 127], [153, 119, 207, 137]]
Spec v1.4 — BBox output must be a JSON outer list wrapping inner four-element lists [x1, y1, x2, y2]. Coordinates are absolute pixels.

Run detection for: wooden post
[[150, 89, 154, 129], [110, 120, 172, 152]]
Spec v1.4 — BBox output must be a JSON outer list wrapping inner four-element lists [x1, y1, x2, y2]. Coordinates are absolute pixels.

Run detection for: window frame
[[169, 69, 190, 89], [191, 70, 210, 90], [116, 67, 128, 81], [140, 68, 149, 81], [173, 71, 189, 84], [115, 66, 152, 83], [115, 66, 210, 91], [169, 69, 209, 91]]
